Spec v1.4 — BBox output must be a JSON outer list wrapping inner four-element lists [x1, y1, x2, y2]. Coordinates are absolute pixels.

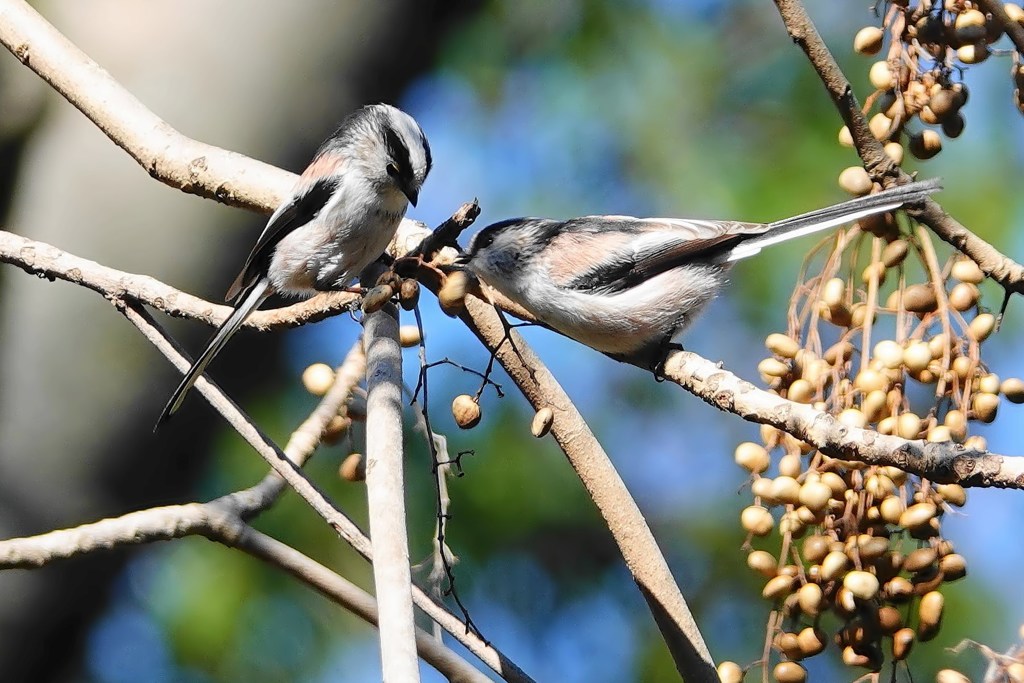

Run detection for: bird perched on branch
[[157, 104, 431, 426], [461, 179, 941, 369]]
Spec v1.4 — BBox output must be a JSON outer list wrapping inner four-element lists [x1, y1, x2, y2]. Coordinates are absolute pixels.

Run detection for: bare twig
[[117, 300, 534, 683], [0, 230, 356, 331], [363, 302, 420, 682], [411, 307, 480, 639], [232, 527, 492, 683], [411, 199, 481, 262], [660, 350, 1024, 488], [0, 504, 490, 682], [771, 0, 1024, 296]]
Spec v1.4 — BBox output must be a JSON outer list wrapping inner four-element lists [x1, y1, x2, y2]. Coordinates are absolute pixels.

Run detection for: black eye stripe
[[383, 126, 412, 177], [471, 218, 537, 253], [421, 131, 432, 176]]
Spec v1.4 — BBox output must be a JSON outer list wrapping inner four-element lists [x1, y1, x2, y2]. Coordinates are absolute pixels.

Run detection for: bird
[[156, 103, 431, 426], [461, 179, 941, 369]]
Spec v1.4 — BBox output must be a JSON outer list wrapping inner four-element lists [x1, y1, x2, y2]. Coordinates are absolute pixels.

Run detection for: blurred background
[[1, 0, 1022, 681]]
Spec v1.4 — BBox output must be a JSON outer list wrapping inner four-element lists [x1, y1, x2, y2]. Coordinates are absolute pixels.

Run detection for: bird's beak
[[453, 252, 472, 265], [399, 179, 419, 207]]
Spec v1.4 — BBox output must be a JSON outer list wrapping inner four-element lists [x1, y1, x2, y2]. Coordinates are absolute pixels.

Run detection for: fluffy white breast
[[487, 262, 727, 358], [269, 170, 407, 295]]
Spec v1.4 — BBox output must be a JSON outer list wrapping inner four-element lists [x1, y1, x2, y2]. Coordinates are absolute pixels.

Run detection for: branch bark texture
[[119, 301, 533, 683], [456, 296, 718, 683], [662, 351, 1024, 488], [6, 0, 1023, 681], [363, 304, 419, 683]]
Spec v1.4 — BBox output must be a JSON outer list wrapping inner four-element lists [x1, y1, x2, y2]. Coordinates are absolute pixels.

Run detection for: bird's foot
[[651, 343, 684, 382]]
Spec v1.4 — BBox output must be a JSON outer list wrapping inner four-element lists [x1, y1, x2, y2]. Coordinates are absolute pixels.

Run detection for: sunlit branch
[[771, 0, 1024, 296]]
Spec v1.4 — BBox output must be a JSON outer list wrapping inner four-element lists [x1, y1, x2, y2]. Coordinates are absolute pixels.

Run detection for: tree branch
[[661, 351, 1024, 489], [0, 504, 490, 682], [771, 0, 1024, 295], [453, 296, 718, 682], [116, 300, 535, 683], [976, 0, 1024, 55], [0, 230, 356, 331], [363, 301, 420, 682]]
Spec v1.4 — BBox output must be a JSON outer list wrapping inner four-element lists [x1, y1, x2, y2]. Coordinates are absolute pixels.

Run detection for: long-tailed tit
[[462, 179, 941, 369], [157, 104, 431, 425]]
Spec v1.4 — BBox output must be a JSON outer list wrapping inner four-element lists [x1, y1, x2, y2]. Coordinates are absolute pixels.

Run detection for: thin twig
[[411, 199, 481, 261], [116, 300, 534, 683], [413, 307, 482, 639], [0, 230, 356, 331], [231, 526, 492, 683]]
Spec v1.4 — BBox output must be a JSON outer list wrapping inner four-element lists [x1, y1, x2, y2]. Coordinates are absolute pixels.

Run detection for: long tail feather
[[726, 178, 942, 262], [154, 279, 271, 428]]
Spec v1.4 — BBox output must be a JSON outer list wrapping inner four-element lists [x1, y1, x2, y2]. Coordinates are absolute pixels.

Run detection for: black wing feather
[[563, 218, 755, 294], [568, 234, 746, 293], [225, 176, 339, 303]]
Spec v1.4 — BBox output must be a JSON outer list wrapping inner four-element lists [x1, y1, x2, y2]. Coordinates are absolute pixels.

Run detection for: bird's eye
[[476, 232, 494, 250], [386, 162, 400, 177]]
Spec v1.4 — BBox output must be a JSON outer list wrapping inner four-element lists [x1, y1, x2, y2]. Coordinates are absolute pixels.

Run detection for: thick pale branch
[[454, 296, 717, 683], [771, 0, 1024, 295], [0, 0, 285, 212], [0, 230, 355, 330], [662, 351, 1024, 489], [363, 303, 419, 682], [118, 301, 534, 683]]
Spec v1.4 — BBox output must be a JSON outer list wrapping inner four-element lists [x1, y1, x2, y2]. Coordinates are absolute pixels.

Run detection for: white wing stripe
[[723, 200, 903, 262]]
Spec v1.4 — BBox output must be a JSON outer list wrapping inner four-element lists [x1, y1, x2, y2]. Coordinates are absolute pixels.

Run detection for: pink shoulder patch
[[546, 232, 632, 285], [299, 151, 346, 181]]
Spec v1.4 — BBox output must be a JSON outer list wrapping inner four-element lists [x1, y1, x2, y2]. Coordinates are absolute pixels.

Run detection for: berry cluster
[[837, 0, 1024, 186], [719, 200, 1019, 680]]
